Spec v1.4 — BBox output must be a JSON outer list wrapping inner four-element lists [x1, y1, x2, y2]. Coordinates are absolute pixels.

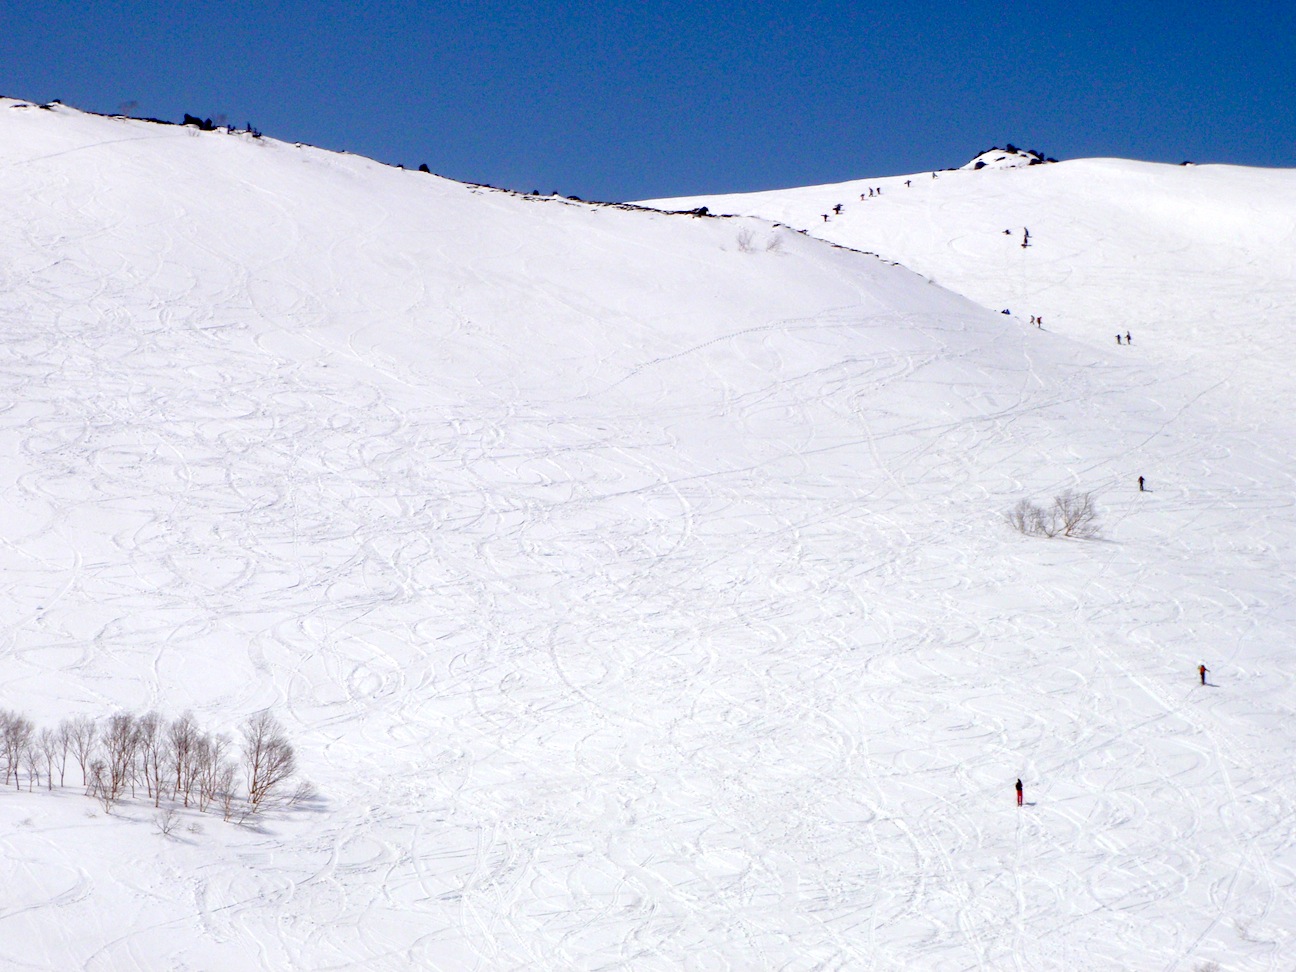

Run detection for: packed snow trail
[[0, 101, 1294, 970]]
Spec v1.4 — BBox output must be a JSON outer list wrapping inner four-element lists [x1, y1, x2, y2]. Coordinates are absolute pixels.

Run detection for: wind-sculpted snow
[[1, 100, 1294, 969]]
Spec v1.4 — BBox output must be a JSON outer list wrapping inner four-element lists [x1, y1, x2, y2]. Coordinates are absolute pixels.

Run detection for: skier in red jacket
[[1015, 779, 1023, 806]]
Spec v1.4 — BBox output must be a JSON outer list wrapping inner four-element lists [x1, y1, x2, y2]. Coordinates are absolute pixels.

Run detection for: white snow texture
[[3, 99, 1296, 970]]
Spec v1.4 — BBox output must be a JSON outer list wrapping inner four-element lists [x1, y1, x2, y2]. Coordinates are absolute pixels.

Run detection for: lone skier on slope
[[1016, 779, 1023, 806], [1199, 664, 1208, 685]]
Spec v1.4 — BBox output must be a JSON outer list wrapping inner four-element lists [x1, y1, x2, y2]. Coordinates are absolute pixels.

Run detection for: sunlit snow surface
[[3, 100, 1295, 970]]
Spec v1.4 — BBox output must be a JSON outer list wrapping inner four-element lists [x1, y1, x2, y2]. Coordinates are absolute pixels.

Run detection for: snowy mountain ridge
[[2, 98, 1295, 970]]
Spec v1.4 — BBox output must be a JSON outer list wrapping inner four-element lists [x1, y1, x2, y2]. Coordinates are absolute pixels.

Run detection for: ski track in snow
[[0, 102, 1295, 969]]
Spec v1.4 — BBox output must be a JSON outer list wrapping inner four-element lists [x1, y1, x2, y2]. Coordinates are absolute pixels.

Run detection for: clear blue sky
[[4, 0, 1293, 200]]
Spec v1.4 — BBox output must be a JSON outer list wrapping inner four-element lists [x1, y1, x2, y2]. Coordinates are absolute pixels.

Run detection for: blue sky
[[4, 0, 1293, 200]]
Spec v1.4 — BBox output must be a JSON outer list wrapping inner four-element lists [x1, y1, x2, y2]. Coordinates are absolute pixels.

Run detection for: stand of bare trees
[[0, 708, 303, 821]]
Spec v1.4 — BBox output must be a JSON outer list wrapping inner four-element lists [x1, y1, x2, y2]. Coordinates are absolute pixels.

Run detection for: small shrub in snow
[[1010, 491, 1101, 539], [154, 808, 178, 837]]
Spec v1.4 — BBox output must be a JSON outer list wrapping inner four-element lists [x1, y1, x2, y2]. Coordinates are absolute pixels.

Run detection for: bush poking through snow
[[737, 227, 784, 254], [1010, 491, 1101, 539], [155, 808, 178, 837]]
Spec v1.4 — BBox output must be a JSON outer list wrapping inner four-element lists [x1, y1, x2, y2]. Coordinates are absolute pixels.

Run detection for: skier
[[1117, 334, 1123, 345], [1199, 664, 1208, 685], [833, 203, 843, 214], [905, 179, 912, 187], [1016, 779, 1024, 807], [1138, 475, 1145, 491], [1125, 331, 1132, 344]]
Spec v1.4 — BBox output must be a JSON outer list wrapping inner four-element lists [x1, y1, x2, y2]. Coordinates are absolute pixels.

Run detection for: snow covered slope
[[642, 157, 1296, 423], [2, 100, 1295, 970]]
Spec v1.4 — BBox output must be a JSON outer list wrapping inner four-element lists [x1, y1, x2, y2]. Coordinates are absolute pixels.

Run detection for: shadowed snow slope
[[2, 100, 1295, 970]]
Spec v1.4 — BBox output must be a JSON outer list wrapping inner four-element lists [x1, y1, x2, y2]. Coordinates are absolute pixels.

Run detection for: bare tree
[[88, 759, 115, 811], [134, 711, 169, 807], [1054, 490, 1100, 538], [100, 713, 138, 806], [22, 740, 42, 791], [169, 713, 200, 807], [195, 732, 233, 813], [218, 763, 239, 821], [54, 719, 74, 786], [1009, 498, 1049, 536], [0, 711, 12, 787], [65, 716, 97, 786], [35, 727, 60, 791], [241, 712, 296, 812], [2, 711, 33, 790]]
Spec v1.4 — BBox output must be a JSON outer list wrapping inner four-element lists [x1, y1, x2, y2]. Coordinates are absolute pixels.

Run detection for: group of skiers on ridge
[[819, 177, 921, 222]]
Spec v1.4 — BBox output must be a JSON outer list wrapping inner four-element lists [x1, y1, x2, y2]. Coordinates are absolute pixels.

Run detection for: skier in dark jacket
[[1015, 779, 1023, 806]]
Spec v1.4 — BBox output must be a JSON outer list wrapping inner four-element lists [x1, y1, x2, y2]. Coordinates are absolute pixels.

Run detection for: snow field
[[0, 101, 1294, 969]]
